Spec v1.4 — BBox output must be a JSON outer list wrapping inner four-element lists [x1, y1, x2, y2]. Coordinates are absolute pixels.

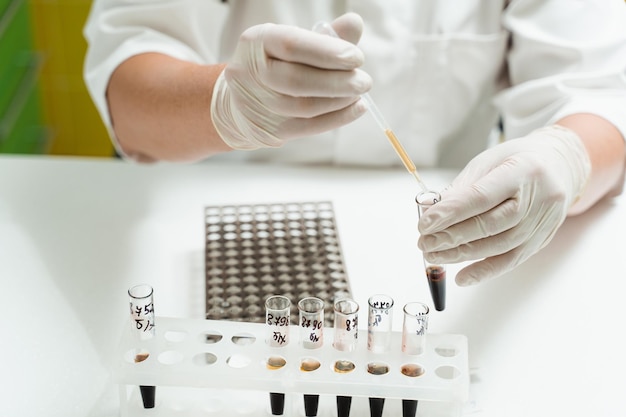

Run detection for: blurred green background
[[1, 0, 113, 157]]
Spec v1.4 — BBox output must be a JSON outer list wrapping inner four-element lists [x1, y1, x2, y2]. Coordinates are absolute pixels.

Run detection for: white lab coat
[[83, 0, 626, 168]]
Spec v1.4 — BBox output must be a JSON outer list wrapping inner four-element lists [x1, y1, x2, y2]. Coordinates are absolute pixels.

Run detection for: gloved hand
[[417, 125, 591, 286], [211, 12, 372, 150]]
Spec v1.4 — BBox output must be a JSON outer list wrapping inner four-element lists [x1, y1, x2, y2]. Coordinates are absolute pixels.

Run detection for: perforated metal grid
[[205, 201, 351, 326]]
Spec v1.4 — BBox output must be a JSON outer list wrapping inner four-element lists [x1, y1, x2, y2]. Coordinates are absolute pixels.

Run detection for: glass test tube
[[333, 298, 359, 417], [333, 298, 359, 352], [265, 295, 291, 415], [366, 295, 394, 417], [266, 295, 291, 347], [401, 302, 429, 417], [128, 284, 156, 409], [401, 302, 429, 355], [416, 190, 447, 311], [298, 297, 324, 349], [367, 294, 394, 354], [298, 297, 324, 417]]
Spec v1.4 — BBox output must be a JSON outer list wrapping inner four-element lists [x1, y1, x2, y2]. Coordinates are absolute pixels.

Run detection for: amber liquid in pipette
[[384, 129, 428, 192]]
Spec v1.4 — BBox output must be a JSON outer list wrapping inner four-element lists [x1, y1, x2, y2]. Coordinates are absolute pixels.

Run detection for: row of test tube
[[266, 294, 429, 417], [127, 285, 430, 416]]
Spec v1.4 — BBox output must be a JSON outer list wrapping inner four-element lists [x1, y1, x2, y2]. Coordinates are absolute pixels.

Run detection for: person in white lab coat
[[83, 0, 626, 286]]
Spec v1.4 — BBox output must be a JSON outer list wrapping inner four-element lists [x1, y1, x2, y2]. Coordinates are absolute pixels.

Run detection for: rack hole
[[367, 362, 390, 375], [435, 346, 458, 357], [164, 330, 188, 343], [158, 350, 184, 365], [227, 354, 251, 368], [333, 360, 355, 374], [193, 352, 218, 366], [124, 349, 150, 364], [300, 358, 321, 372], [435, 365, 461, 380], [199, 330, 223, 344], [232, 333, 256, 345], [401, 363, 425, 378], [266, 356, 287, 370]]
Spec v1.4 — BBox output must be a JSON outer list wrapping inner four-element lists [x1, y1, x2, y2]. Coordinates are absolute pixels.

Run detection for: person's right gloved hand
[[211, 12, 372, 150]]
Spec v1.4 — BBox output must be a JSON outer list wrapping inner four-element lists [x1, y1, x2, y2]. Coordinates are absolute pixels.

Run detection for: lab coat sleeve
[[496, 0, 626, 143], [83, 0, 224, 151]]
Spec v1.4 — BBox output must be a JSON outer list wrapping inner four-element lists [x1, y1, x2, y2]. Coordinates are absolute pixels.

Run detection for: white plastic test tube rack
[[114, 317, 469, 417]]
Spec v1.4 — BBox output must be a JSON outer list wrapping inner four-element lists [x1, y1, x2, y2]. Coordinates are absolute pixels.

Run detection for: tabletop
[[1, 155, 624, 417]]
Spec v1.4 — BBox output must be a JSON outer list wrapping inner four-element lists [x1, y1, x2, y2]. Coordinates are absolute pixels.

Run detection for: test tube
[[402, 302, 429, 355], [367, 294, 394, 353], [366, 295, 394, 417], [298, 297, 325, 416], [333, 298, 360, 417], [401, 302, 429, 417], [298, 297, 324, 349], [333, 298, 359, 352], [128, 284, 156, 409], [416, 191, 447, 311], [265, 295, 291, 415]]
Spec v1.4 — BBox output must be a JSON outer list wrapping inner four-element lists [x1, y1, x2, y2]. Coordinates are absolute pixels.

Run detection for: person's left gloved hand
[[417, 125, 591, 286]]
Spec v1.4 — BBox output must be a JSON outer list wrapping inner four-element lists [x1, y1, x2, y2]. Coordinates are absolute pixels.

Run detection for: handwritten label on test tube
[[367, 294, 394, 353], [265, 295, 291, 347], [402, 302, 429, 355], [298, 297, 324, 349], [128, 284, 156, 409], [265, 295, 291, 416], [333, 299, 360, 352], [128, 284, 155, 341]]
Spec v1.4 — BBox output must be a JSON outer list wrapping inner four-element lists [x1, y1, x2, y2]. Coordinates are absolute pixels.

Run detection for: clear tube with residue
[[298, 297, 324, 349], [367, 294, 394, 353], [265, 295, 291, 415], [265, 295, 291, 348], [333, 298, 360, 352], [402, 302, 429, 355], [128, 284, 156, 409]]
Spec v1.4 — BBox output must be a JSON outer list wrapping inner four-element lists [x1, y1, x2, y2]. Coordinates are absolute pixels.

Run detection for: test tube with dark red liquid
[[128, 284, 156, 409], [298, 297, 325, 417], [416, 190, 446, 311], [333, 298, 360, 417], [265, 295, 291, 415]]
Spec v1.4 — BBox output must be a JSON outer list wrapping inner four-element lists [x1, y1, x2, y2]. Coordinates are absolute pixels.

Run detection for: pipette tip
[[411, 171, 428, 193]]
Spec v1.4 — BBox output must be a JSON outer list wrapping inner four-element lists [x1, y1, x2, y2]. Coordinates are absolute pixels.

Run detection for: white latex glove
[[417, 125, 591, 286], [211, 13, 371, 150]]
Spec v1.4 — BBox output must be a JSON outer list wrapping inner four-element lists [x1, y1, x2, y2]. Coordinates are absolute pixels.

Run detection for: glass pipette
[[312, 21, 429, 193], [361, 93, 428, 193]]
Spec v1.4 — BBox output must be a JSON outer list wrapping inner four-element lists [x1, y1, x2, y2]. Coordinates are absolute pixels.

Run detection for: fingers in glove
[[255, 95, 362, 119], [453, 239, 548, 286], [418, 198, 521, 252], [419, 177, 522, 235], [263, 59, 372, 97], [422, 227, 525, 265], [454, 252, 521, 286], [259, 24, 365, 70], [277, 98, 368, 138], [330, 12, 364, 45], [423, 204, 562, 265]]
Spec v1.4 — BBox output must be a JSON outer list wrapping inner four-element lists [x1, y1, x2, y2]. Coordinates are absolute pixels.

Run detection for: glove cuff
[[210, 71, 260, 150], [211, 70, 286, 151], [537, 125, 592, 208]]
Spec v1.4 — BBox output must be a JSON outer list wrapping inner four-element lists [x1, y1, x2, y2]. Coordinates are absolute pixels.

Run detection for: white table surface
[[1, 155, 624, 417]]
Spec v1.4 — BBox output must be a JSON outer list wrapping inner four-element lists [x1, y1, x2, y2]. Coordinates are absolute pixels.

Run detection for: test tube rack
[[114, 316, 469, 417], [205, 201, 352, 327]]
